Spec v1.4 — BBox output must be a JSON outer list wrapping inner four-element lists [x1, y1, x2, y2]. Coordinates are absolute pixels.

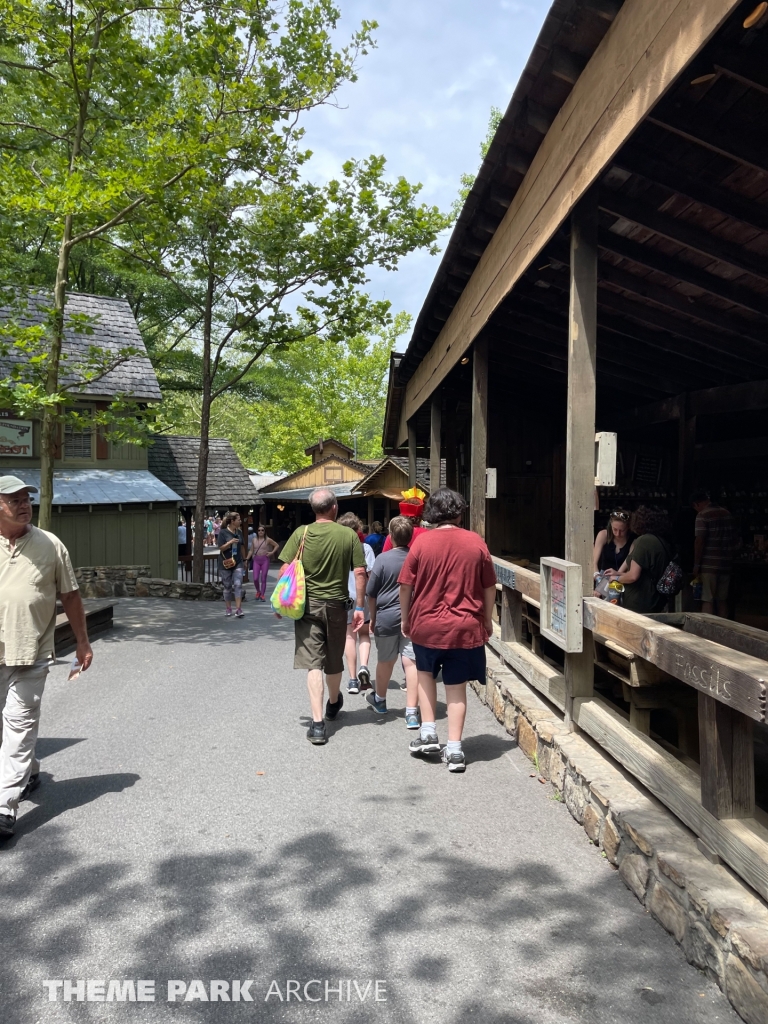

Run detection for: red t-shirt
[[382, 526, 429, 553], [398, 527, 496, 649]]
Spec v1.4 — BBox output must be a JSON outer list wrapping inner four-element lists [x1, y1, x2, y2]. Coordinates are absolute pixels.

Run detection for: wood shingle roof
[[0, 291, 161, 401], [148, 435, 261, 507]]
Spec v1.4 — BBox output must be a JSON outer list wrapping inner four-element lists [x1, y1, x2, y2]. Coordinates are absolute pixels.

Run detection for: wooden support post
[[430, 392, 442, 496], [470, 336, 488, 537], [564, 190, 597, 728], [408, 420, 417, 487], [445, 412, 458, 489], [500, 586, 524, 644], [698, 692, 755, 820], [367, 496, 375, 530]]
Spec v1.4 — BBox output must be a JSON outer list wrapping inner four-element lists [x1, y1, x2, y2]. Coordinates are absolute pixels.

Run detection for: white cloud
[[298, 0, 551, 326]]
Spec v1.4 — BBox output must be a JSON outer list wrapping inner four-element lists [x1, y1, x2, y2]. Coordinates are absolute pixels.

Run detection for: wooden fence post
[[500, 586, 524, 644], [470, 336, 489, 538], [698, 693, 755, 819], [564, 189, 597, 728]]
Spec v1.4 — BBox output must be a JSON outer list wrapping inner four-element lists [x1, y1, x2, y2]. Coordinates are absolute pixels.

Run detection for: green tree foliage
[[451, 106, 503, 220], [156, 314, 408, 472]]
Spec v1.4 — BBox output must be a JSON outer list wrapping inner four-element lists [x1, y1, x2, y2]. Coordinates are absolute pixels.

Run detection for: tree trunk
[[39, 13, 103, 531], [192, 272, 215, 583], [39, 221, 71, 531]]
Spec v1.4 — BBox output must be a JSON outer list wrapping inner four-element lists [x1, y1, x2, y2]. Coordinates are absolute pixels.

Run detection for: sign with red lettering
[[0, 418, 33, 457], [540, 557, 583, 652]]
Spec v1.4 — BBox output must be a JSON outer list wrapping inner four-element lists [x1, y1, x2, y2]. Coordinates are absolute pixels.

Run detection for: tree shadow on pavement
[[0, 823, 738, 1024], [102, 600, 295, 648], [3, 772, 140, 846]]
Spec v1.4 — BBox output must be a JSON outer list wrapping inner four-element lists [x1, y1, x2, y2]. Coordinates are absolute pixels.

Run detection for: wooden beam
[[470, 337, 488, 537], [689, 379, 768, 417], [648, 111, 768, 178], [429, 392, 442, 496], [609, 394, 682, 430], [582, 598, 768, 722], [398, 0, 742, 442], [488, 632, 566, 711], [594, 225, 768, 320], [599, 189, 768, 284], [407, 420, 417, 488], [444, 408, 458, 489], [698, 693, 755, 820], [565, 192, 598, 727], [612, 150, 768, 235], [573, 695, 768, 902]]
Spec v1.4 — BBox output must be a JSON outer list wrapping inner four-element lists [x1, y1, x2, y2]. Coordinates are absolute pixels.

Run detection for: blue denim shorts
[[411, 643, 486, 685]]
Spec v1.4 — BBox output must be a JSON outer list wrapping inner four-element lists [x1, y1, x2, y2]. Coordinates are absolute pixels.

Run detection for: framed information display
[[540, 557, 583, 653]]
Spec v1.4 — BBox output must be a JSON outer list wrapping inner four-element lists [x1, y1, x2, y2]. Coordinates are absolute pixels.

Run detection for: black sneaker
[[347, 677, 360, 695], [0, 813, 15, 837], [325, 692, 344, 721], [365, 691, 388, 714], [441, 748, 466, 773], [20, 772, 40, 802], [357, 666, 372, 691], [409, 733, 440, 756], [306, 721, 328, 745]]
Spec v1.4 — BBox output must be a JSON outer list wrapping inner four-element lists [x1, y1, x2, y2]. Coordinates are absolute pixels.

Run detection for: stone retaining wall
[[475, 648, 768, 1024], [75, 566, 151, 598], [135, 577, 223, 601]]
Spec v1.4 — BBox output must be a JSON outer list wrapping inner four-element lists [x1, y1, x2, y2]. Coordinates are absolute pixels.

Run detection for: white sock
[[447, 740, 462, 756], [406, 706, 418, 716], [420, 722, 436, 740], [374, 692, 386, 703]]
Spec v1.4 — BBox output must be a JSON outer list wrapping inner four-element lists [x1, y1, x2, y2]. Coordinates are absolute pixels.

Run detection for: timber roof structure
[[257, 454, 371, 494], [149, 435, 261, 507], [385, 0, 768, 449], [0, 292, 162, 402], [353, 456, 446, 497]]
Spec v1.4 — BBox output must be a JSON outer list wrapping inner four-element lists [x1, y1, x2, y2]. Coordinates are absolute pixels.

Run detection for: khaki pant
[[0, 662, 47, 819]]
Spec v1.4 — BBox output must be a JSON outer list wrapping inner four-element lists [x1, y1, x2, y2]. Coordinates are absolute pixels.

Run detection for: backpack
[[656, 540, 683, 597]]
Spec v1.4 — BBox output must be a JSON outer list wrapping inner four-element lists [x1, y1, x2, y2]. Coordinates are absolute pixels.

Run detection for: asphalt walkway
[[1, 579, 740, 1023]]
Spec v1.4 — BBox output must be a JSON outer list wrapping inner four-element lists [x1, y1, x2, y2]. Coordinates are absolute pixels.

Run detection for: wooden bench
[[54, 599, 115, 654]]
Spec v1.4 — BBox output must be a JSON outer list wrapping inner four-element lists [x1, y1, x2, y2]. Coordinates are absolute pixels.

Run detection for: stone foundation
[[134, 577, 223, 601], [474, 648, 768, 1024], [75, 566, 150, 598]]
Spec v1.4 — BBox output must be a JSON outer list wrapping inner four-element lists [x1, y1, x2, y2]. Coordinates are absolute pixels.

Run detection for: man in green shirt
[[279, 487, 366, 745]]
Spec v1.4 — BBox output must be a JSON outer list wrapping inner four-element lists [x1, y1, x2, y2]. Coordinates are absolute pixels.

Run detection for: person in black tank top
[[593, 510, 635, 575]]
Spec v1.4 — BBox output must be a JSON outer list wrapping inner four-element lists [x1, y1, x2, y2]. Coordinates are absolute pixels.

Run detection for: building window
[[64, 425, 93, 460], [324, 466, 343, 483]]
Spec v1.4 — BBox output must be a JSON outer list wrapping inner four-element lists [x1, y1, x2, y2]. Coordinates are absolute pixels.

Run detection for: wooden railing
[[178, 551, 220, 583], [491, 555, 768, 902]]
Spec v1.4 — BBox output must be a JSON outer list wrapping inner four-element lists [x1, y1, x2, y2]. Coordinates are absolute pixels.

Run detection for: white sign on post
[[0, 418, 33, 457], [485, 467, 497, 499], [540, 557, 583, 653], [594, 431, 617, 486]]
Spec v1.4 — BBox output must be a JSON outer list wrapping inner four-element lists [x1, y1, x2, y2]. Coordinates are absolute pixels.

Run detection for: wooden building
[[148, 435, 262, 560], [0, 292, 181, 576], [352, 456, 445, 527], [256, 439, 373, 535], [383, 0, 768, 910]]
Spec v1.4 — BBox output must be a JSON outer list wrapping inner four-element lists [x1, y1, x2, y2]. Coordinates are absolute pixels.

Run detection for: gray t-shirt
[[366, 546, 409, 636]]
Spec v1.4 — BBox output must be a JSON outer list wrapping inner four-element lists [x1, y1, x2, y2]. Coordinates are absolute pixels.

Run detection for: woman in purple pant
[[249, 526, 279, 601]]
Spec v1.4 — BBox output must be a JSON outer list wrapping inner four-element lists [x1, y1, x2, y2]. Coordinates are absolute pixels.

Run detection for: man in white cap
[[0, 474, 92, 837]]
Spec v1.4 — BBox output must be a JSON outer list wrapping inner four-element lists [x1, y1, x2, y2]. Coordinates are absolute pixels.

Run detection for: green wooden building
[[0, 292, 182, 577]]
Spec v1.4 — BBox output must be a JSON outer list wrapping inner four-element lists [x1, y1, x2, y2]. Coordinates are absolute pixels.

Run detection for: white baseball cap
[[0, 474, 38, 494]]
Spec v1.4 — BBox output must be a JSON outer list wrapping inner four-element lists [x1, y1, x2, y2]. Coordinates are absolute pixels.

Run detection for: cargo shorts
[[294, 598, 348, 674]]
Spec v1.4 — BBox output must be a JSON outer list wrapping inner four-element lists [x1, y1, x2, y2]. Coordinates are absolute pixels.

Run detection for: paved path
[[2, 583, 739, 1024]]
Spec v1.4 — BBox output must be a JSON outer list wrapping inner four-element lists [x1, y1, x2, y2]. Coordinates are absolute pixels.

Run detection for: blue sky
[[299, 0, 552, 342]]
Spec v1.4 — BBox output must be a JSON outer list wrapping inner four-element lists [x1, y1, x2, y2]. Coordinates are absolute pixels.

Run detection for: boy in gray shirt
[[366, 516, 420, 725]]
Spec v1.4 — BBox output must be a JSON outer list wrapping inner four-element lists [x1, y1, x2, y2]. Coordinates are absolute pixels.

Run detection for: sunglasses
[[610, 511, 630, 521]]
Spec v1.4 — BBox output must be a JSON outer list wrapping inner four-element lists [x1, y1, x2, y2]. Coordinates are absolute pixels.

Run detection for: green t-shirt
[[280, 521, 365, 601], [622, 533, 671, 614]]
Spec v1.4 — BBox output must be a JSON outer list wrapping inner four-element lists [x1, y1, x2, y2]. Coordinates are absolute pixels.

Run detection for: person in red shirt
[[382, 492, 429, 552], [398, 487, 497, 773]]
